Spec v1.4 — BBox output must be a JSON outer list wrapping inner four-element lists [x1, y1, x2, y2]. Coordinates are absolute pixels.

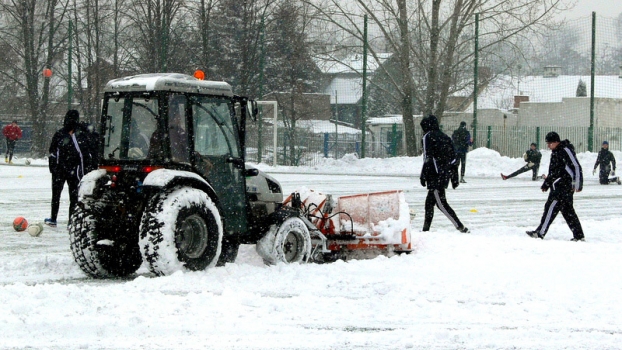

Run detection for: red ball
[[13, 217, 28, 232]]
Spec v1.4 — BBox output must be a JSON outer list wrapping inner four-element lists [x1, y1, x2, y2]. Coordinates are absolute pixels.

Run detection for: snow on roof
[[265, 119, 362, 134], [315, 53, 392, 74], [325, 77, 362, 104], [461, 74, 622, 111], [104, 73, 233, 96], [367, 115, 404, 125]]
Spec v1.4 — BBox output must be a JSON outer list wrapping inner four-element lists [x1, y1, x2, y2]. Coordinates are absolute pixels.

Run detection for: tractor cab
[[100, 73, 254, 235]]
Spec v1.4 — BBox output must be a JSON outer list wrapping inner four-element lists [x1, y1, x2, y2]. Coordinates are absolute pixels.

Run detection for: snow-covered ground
[[1, 148, 622, 349]]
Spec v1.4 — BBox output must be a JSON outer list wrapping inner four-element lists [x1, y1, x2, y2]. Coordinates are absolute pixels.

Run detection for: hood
[[420, 115, 440, 133], [63, 110, 80, 131], [559, 139, 573, 151]]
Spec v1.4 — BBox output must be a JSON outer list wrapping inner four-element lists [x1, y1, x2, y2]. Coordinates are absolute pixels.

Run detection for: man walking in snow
[[2, 120, 22, 164], [451, 121, 472, 183], [501, 143, 542, 181], [420, 115, 469, 233], [526, 132, 585, 241], [593, 141, 621, 185], [45, 110, 92, 228]]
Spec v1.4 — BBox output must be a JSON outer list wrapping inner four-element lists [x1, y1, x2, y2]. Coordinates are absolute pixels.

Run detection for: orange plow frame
[[283, 189, 412, 261]]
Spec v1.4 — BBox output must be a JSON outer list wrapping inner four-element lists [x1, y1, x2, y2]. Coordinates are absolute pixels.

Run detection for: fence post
[[487, 126, 492, 149], [324, 133, 329, 157], [588, 11, 596, 152], [536, 127, 540, 149], [391, 123, 398, 157]]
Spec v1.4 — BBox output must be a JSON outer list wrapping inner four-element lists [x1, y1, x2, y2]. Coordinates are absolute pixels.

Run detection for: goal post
[[256, 100, 278, 166]]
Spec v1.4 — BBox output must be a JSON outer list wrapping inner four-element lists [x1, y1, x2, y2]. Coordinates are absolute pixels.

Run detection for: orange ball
[[13, 217, 28, 232], [43, 68, 52, 78]]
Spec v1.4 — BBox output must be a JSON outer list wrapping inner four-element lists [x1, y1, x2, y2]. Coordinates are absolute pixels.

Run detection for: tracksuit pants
[[535, 191, 584, 240], [423, 188, 464, 230], [599, 165, 618, 184], [5, 139, 16, 161], [456, 153, 466, 177], [507, 164, 539, 180], [50, 172, 81, 222]]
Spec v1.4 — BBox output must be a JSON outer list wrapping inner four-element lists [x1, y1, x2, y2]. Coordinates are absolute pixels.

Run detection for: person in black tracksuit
[[451, 121, 472, 183], [420, 115, 469, 233], [526, 132, 585, 241], [593, 140, 621, 185], [501, 143, 542, 181], [45, 110, 93, 227]]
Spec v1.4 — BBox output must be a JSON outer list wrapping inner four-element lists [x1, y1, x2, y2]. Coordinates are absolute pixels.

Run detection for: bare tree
[[305, 0, 568, 156], [0, 0, 70, 155]]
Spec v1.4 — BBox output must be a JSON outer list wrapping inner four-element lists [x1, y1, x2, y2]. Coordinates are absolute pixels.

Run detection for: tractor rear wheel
[[69, 204, 142, 278], [139, 187, 223, 276]]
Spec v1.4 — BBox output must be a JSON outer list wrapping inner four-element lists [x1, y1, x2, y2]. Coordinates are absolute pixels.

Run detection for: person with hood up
[[451, 121, 472, 183], [501, 142, 542, 181], [2, 120, 22, 164], [592, 140, 621, 185], [420, 115, 469, 233], [45, 110, 93, 228], [526, 132, 585, 241]]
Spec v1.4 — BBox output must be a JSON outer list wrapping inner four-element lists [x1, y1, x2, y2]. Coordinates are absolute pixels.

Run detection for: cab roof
[[104, 73, 233, 97]]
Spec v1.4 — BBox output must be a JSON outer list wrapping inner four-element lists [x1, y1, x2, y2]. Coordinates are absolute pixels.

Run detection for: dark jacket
[[451, 126, 472, 154], [525, 149, 542, 165], [48, 126, 93, 179], [594, 148, 616, 171], [420, 115, 459, 190], [542, 140, 583, 193]]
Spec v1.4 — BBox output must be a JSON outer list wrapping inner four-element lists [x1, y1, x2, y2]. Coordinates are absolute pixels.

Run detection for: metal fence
[[244, 124, 619, 166]]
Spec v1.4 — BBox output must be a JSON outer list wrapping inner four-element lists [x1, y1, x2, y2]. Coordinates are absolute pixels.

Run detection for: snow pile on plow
[[284, 188, 412, 262]]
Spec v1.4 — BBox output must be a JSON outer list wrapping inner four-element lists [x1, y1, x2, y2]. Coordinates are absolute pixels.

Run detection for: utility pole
[[68, 20, 73, 109], [361, 14, 368, 158], [472, 13, 479, 147]]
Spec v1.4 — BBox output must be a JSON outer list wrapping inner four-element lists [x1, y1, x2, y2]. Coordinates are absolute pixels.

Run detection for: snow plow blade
[[283, 189, 412, 262]]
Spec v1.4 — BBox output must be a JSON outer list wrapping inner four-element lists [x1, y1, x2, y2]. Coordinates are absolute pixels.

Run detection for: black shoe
[[460, 178, 466, 183], [532, 177, 537, 181], [617, 177, 621, 185], [526, 230, 543, 239], [570, 237, 585, 242], [457, 226, 469, 233]]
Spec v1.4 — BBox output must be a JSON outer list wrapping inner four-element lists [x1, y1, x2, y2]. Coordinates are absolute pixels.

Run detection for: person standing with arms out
[[45, 110, 92, 228], [2, 120, 22, 164], [420, 115, 469, 233], [501, 143, 542, 181], [526, 132, 585, 241], [451, 121, 472, 183], [593, 141, 621, 185]]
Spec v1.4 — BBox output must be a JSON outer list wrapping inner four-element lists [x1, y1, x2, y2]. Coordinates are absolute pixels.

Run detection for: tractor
[[69, 73, 411, 278]]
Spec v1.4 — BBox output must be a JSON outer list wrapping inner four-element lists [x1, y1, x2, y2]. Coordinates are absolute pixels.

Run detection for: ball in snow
[[13, 217, 28, 232], [27, 223, 44, 237]]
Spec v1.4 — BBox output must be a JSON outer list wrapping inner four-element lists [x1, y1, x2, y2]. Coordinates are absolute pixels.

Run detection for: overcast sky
[[562, 0, 622, 19]]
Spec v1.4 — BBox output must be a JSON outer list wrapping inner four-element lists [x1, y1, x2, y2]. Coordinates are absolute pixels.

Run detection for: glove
[[523, 153, 528, 161], [612, 170, 616, 176], [528, 162, 534, 167], [592, 169, 596, 175], [420, 177, 426, 187]]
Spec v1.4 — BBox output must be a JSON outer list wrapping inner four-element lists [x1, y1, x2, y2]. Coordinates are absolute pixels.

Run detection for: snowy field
[[1, 148, 622, 349]]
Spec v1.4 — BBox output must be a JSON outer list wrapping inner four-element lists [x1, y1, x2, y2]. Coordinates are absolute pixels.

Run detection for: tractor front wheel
[[256, 217, 311, 265]]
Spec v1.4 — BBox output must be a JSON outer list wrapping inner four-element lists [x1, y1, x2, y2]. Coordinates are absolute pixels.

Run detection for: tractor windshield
[[103, 95, 158, 160]]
